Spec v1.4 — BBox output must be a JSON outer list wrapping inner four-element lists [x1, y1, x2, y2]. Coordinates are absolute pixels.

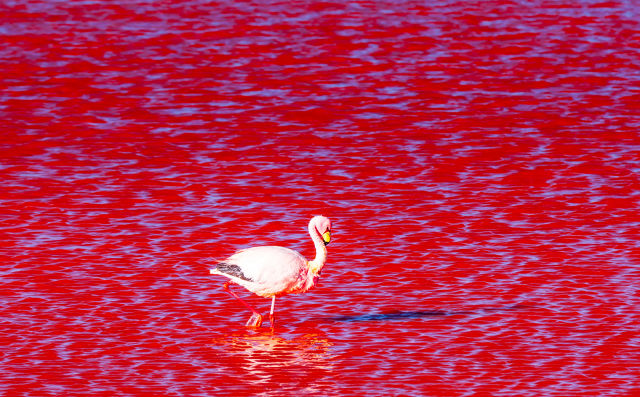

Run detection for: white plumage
[[210, 215, 332, 328], [212, 246, 307, 297]]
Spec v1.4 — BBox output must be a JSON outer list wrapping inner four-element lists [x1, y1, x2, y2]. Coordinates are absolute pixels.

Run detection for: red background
[[1, 0, 639, 395]]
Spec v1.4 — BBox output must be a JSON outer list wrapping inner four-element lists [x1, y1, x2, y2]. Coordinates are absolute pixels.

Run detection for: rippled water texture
[[2, 0, 640, 395]]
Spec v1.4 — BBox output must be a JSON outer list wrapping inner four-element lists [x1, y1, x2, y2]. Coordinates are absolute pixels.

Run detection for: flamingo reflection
[[210, 329, 334, 389]]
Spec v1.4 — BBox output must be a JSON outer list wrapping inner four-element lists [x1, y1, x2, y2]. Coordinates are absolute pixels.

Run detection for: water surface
[[1, 0, 640, 396]]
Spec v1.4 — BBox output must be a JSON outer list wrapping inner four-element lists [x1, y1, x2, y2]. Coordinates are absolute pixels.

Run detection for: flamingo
[[210, 215, 332, 328]]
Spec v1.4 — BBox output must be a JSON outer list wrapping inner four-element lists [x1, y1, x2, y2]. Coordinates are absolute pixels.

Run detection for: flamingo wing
[[224, 246, 307, 296]]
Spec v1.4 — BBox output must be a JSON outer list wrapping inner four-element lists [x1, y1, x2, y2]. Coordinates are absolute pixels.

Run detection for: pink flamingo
[[210, 215, 332, 328]]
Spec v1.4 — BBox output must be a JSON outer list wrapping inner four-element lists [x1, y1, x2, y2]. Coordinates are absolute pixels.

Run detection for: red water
[[2, 0, 640, 396]]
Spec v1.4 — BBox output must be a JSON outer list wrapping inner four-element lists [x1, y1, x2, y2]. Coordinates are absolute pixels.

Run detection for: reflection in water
[[210, 329, 334, 390]]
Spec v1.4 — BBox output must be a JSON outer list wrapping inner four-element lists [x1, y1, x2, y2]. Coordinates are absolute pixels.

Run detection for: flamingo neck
[[308, 222, 327, 275]]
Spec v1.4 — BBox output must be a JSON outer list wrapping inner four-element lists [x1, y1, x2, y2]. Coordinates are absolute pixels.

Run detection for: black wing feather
[[215, 262, 253, 282]]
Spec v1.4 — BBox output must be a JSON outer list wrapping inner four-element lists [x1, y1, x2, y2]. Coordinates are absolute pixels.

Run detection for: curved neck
[[308, 222, 327, 274]]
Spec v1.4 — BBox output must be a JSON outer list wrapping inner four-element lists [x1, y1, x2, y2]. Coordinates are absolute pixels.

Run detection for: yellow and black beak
[[322, 230, 331, 246]]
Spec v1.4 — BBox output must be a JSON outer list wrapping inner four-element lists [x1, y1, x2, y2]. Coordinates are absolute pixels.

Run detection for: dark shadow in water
[[328, 304, 533, 322]]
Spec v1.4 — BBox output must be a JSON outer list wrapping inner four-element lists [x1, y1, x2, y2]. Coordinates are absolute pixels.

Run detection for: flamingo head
[[310, 215, 332, 246]]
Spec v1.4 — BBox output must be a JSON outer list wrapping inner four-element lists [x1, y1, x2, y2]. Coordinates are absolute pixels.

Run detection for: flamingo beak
[[322, 231, 331, 245]]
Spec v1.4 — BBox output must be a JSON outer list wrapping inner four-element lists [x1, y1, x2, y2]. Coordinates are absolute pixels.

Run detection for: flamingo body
[[210, 246, 308, 297], [210, 215, 332, 328]]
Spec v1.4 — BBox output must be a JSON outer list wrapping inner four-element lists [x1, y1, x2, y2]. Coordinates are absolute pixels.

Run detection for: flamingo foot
[[269, 313, 275, 328], [246, 313, 263, 328]]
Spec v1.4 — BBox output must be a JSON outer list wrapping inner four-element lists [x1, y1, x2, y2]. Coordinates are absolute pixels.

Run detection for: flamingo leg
[[222, 281, 263, 328], [269, 296, 276, 328]]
